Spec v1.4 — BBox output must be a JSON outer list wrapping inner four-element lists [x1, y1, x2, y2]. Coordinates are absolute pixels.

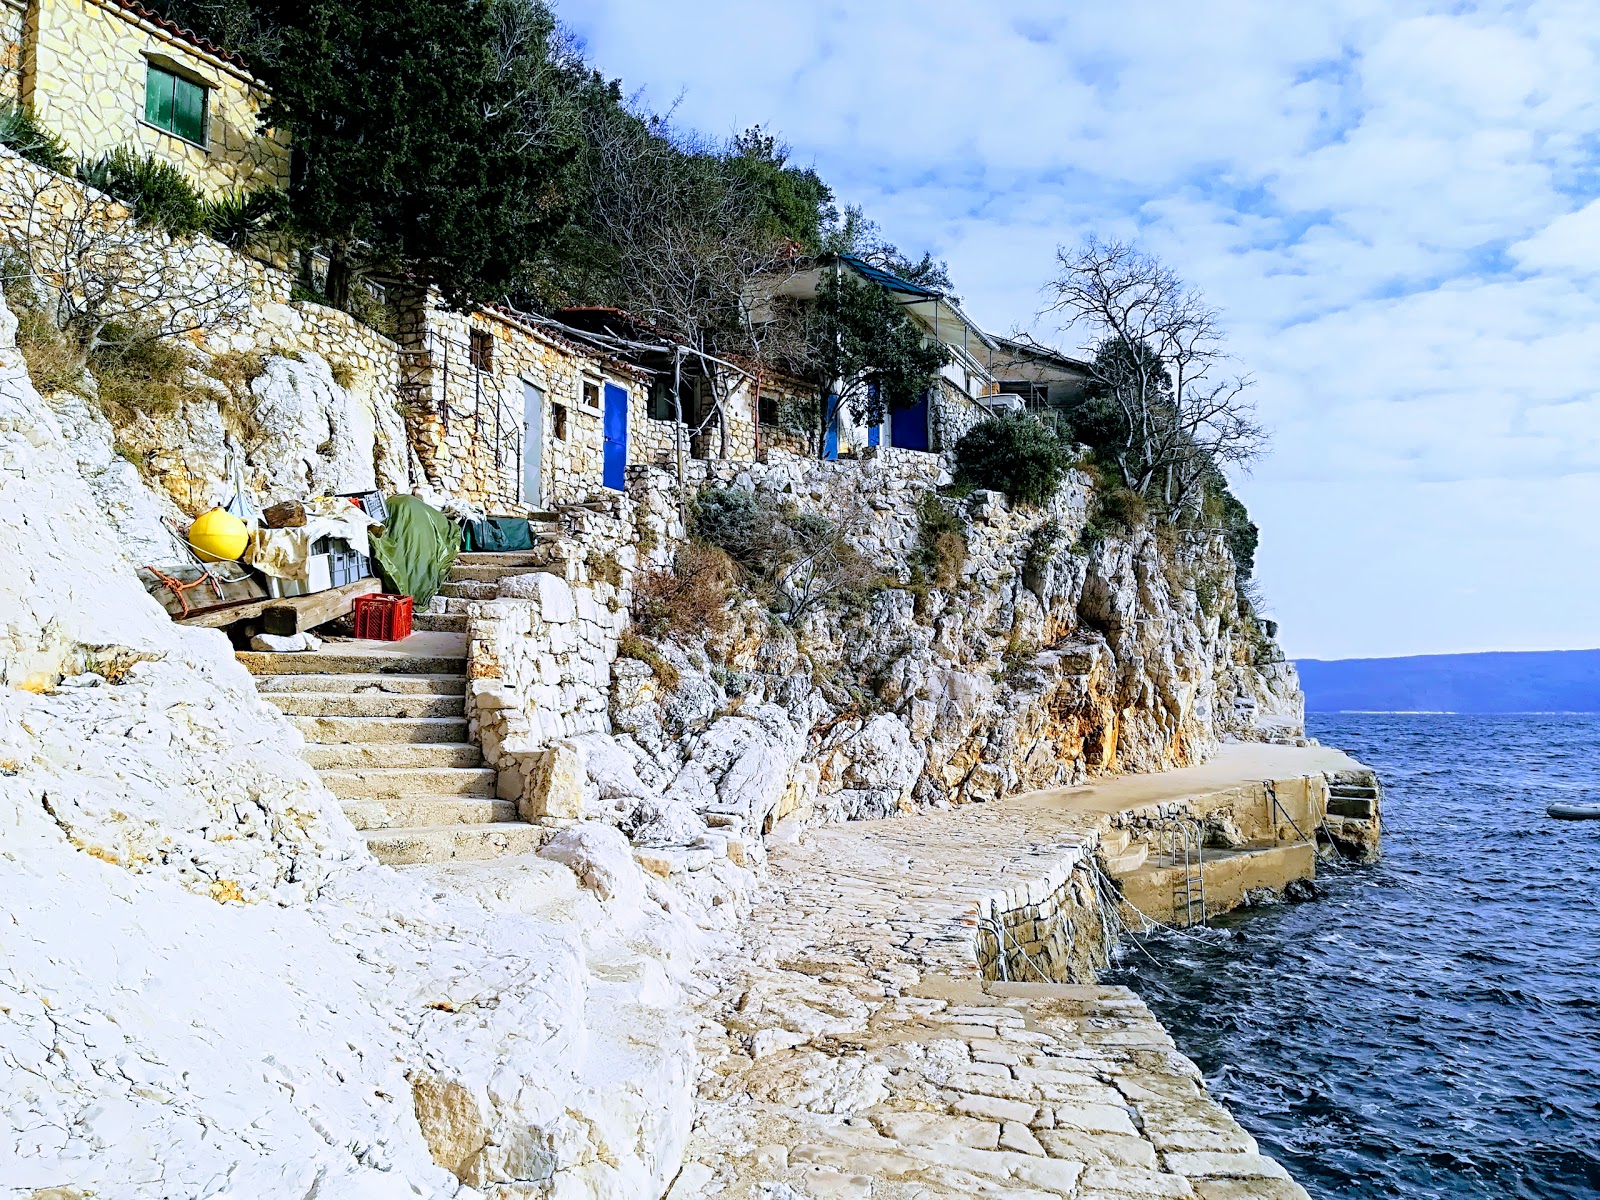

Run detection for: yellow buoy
[[188, 507, 248, 563]]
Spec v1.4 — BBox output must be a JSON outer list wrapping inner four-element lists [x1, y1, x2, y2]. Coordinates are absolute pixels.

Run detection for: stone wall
[[0, 0, 23, 99], [23, 0, 288, 194], [974, 843, 1114, 985]]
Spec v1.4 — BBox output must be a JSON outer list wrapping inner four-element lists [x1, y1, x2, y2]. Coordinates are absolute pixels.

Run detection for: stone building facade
[[17, 0, 287, 194], [395, 296, 648, 512]]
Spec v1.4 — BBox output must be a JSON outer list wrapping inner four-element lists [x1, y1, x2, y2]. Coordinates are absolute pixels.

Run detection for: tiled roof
[[107, 1, 253, 73]]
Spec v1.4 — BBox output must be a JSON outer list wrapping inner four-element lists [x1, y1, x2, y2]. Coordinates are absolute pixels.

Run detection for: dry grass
[[14, 304, 83, 395], [205, 348, 265, 397], [328, 358, 356, 389], [90, 326, 213, 420], [631, 542, 734, 640], [617, 629, 680, 691]]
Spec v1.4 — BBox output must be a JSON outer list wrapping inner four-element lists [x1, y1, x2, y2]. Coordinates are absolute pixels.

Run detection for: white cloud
[[556, 0, 1600, 658]]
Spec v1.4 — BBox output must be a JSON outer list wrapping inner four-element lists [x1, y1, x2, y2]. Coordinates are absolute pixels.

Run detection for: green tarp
[[462, 517, 534, 553], [371, 495, 458, 608]]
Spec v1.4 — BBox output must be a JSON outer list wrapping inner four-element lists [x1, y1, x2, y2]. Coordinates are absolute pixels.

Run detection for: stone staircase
[[412, 512, 565, 633], [239, 641, 543, 866]]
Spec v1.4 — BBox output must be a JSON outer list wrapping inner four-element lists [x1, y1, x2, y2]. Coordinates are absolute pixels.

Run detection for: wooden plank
[[262, 577, 381, 636], [179, 596, 275, 629]]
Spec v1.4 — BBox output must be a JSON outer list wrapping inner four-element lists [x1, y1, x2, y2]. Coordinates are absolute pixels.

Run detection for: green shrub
[[692, 486, 764, 564], [0, 104, 73, 174], [1023, 519, 1066, 578], [954, 414, 1072, 506], [77, 148, 205, 237]]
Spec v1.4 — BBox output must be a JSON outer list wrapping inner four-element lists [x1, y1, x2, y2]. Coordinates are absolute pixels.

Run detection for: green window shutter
[[173, 76, 205, 144], [144, 64, 173, 130], [143, 65, 207, 145]]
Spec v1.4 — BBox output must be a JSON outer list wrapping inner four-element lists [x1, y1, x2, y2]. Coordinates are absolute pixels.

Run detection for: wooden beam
[[262, 578, 381, 636], [177, 577, 380, 631]]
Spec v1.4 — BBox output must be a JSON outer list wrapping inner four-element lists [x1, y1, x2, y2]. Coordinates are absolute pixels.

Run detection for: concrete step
[[364, 822, 545, 866], [343, 795, 516, 831], [320, 766, 497, 800], [240, 652, 466, 676], [456, 551, 553, 567], [265, 692, 466, 719], [292, 715, 470, 744], [412, 612, 467, 633], [254, 672, 466, 696], [1327, 794, 1376, 819], [1099, 827, 1133, 857], [1329, 785, 1379, 799], [1101, 844, 1149, 875], [305, 742, 482, 770]]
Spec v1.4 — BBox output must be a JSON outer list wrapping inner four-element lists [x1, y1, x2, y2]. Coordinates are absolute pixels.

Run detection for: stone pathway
[[669, 747, 1358, 1199]]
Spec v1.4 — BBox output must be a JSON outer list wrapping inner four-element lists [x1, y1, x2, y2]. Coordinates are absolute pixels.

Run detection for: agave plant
[[199, 187, 289, 252], [0, 103, 73, 175]]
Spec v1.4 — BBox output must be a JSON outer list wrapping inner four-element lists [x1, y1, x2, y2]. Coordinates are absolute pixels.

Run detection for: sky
[[557, 1, 1600, 660]]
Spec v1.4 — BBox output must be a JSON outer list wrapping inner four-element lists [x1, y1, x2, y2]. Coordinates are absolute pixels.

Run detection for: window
[[552, 403, 568, 441], [758, 393, 780, 427], [581, 379, 601, 412], [144, 64, 207, 146], [469, 328, 494, 373]]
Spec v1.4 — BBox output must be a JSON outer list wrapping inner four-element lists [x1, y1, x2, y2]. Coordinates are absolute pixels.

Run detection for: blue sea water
[[1106, 714, 1600, 1199]]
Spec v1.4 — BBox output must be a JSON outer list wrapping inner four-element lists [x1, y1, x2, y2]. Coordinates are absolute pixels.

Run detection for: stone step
[[364, 822, 546, 866], [1099, 827, 1133, 857], [412, 612, 467, 633], [456, 551, 553, 567], [320, 766, 498, 800], [254, 672, 466, 696], [265, 692, 466, 719], [304, 742, 482, 770], [343, 795, 516, 831], [292, 715, 470, 744], [239, 652, 467, 676], [446, 563, 556, 584], [439, 580, 499, 600]]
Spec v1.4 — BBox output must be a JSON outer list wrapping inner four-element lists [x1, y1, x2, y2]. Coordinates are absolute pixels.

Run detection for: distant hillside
[[1297, 649, 1600, 713]]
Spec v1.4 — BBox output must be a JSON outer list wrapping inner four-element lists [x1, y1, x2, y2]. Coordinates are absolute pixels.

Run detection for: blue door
[[890, 391, 932, 451], [602, 382, 627, 490], [823, 395, 839, 460]]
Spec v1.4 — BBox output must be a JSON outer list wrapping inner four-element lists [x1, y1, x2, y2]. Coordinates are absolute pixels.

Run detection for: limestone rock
[[539, 821, 644, 907]]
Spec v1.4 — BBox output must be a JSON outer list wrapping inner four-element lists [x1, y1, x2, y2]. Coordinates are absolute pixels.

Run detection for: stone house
[[979, 334, 1092, 416], [395, 294, 649, 512], [754, 253, 1003, 458], [3, 0, 287, 194], [552, 306, 760, 468]]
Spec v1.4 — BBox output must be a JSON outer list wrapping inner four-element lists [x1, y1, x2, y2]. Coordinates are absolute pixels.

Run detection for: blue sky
[[557, 0, 1600, 660]]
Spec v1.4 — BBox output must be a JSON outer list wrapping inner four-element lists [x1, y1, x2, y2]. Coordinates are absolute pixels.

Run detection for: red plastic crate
[[352, 593, 413, 641]]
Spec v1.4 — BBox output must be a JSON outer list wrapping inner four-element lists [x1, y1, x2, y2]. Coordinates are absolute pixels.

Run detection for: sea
[[1106, 713, 1600, 1200]]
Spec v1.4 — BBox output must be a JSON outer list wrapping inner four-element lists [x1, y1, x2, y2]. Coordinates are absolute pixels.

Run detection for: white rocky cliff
[[0, 293, 701, 1198]]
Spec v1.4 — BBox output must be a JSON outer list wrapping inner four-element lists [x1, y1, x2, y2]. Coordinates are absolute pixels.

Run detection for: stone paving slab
[[672, 758, 1327, 1199]]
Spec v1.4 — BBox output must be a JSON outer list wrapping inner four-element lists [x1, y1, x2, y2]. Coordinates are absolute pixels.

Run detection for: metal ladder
[[1157, 816, 1206, 926]]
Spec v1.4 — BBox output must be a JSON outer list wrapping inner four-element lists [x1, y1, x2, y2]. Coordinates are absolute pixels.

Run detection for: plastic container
[[353, 593, 413, 641]]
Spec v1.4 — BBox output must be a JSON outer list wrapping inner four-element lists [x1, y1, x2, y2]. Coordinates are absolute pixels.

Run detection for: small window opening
[[758, 393, 780, 427], [552, 403, 568, 440], [581, 379, 601, 411], [469, 328, 494, 373], [144, 64, 207, 145]]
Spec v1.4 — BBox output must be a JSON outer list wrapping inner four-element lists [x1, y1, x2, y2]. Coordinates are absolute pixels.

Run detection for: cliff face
[[578, 453, 1302, 852], [0, 296, 704, 1199]]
